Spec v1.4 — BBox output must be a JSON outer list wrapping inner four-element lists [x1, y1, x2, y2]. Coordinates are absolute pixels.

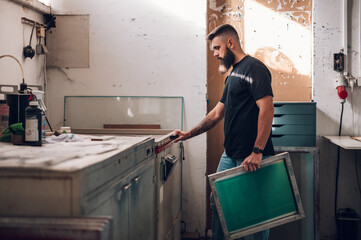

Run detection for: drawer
[[273, 114, 315, 125], [81, 138, 154, 198], [272, 125, 315, 135], [274, 103, 316, 115], [271, 135, 315, 147]]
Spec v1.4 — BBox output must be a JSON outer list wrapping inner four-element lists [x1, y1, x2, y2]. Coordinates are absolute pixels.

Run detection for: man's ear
[[227, 38, 234, 49]]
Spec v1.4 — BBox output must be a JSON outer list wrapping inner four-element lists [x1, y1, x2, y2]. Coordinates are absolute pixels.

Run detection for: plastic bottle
[[25, 101, 42, 146], [0, 100, 9, 137]]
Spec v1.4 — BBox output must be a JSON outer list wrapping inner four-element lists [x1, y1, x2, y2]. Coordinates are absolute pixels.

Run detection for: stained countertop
[[0, 134, 152, 171]]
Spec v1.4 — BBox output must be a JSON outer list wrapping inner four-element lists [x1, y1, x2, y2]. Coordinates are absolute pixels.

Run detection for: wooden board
[[104, 124, 161, 129]]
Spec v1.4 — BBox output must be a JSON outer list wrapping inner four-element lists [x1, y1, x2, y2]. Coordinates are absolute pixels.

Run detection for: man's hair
[[207, 24, 239, 41]]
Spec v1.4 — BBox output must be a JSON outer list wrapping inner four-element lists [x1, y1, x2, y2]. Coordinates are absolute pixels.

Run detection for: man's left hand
[[242, 153, 262, 172]]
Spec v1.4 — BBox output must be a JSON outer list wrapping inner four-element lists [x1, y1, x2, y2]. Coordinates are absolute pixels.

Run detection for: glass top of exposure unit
[[64, 96, 183, 130]]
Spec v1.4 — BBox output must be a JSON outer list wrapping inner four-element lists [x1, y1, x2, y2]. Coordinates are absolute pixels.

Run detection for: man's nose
[[214, 51, 218, 57]]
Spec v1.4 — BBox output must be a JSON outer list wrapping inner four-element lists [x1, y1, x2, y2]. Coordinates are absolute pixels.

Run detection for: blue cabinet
[[272, 102, 316, 147]]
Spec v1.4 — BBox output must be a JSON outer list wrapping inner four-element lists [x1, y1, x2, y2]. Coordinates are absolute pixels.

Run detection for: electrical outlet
[[334, 53, 344, 72]]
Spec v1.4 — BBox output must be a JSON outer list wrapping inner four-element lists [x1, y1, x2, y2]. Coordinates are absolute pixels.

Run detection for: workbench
[[324, 136, 361, 150], [0, 135, 155, 240]]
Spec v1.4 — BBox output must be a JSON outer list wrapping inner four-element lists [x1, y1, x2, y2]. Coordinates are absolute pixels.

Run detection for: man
[[173, 24, 275, 240]]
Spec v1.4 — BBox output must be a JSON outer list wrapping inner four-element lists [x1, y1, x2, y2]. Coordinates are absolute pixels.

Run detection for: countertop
[[0, 134, 152, 171]]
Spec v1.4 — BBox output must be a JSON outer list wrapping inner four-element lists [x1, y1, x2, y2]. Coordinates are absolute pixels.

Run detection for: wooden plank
[[104, 124, 161, 129], [72, 128, 173, 135]]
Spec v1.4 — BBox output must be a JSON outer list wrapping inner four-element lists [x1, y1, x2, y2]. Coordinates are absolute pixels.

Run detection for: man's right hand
[[172, 130, 191, 143]]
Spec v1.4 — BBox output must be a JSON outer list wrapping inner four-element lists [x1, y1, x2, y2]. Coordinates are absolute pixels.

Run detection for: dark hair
[[207, 24, 239, 41]]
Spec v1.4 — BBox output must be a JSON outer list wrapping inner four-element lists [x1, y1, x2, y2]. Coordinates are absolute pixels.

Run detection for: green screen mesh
[[215, 161, 296, 232]]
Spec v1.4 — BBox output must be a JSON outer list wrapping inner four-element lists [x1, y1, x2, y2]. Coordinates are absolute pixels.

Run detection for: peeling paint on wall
[[264, 0, 312, 28], [207, 0, 312, 101], [209, 0, 227, 12]]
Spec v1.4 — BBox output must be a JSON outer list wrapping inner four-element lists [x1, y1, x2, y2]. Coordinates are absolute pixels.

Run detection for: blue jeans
[[210, 151, 270, 240]]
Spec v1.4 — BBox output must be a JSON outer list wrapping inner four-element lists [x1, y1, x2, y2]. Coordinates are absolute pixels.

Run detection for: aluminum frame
[[208, 152, 305, 240]]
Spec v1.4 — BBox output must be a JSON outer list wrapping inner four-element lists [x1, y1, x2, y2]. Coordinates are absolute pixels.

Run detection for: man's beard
[[218, 47, 235, 74]]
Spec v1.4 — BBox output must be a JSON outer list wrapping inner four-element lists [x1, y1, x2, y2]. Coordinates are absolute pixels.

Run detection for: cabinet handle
[[123, 183, 132, 190], [133, 176, 142, 183], [116, 183, 132, 200]]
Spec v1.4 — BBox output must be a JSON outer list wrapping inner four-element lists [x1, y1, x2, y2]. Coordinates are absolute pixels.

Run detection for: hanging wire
[[334, 101, 344, 229], [0, 55, 25, 84]]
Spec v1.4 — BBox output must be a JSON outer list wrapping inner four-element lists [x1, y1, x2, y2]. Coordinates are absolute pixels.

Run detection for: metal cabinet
[[272, 102, 316, 147], [156, 141, 182, 240], [129, 159, 155, 240], [89, 158, 155, 240]]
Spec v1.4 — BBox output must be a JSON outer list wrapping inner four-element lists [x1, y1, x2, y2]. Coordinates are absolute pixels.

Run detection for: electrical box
[[36, 27, 46, 38]]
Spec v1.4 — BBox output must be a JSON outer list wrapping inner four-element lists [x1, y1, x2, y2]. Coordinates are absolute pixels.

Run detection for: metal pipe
[[0, 55, 25, 84], [343, 0, 348, 75]]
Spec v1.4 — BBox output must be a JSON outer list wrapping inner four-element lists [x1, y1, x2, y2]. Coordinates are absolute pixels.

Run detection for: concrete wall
[[46, 0, 208, 234], [314, 0, 361, 239], [0, 1, 46, 96]]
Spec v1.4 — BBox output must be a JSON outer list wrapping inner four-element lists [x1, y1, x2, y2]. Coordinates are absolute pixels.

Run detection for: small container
[[60, 126, 71, 134], [0, 100, 9, 136], [25, 101, 43, 146]]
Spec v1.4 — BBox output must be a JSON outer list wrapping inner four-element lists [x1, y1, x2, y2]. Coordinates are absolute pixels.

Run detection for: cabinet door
[[89, 180, 129, 240], [129, 159, 155, 240]]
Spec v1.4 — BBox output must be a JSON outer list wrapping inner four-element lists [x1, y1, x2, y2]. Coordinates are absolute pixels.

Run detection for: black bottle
[[25, 101, 42, 146]]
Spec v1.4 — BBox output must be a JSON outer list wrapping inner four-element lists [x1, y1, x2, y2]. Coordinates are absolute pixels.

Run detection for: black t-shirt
[[220, 55, 275, 159]]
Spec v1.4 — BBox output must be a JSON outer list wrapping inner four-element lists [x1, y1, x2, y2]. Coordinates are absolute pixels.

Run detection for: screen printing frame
[[208, 152, 305, 240]]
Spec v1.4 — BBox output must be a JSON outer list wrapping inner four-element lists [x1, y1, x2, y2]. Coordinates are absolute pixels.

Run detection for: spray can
[[25, 101, 42, 146]]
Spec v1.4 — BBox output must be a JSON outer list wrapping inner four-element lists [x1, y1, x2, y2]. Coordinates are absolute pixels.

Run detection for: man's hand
[[242, 153, 262, 172], [172, 130, 191, 143]]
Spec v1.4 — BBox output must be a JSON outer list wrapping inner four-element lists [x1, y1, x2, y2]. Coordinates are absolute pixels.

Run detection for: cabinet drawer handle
[[116, 183, 131, 200], [123, 183, 132, 190], [133, 176, 142, 183]]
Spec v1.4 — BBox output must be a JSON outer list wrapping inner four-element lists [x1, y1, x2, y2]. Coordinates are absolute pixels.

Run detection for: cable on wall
[[334, 101, 345, 229]]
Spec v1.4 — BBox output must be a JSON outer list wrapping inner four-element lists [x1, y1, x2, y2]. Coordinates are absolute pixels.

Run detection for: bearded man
[[174, 24, 275, 240]]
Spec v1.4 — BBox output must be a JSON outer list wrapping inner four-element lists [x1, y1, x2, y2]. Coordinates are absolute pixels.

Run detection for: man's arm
[[242, 95, 274, 171], [173, 102, 224, 143]]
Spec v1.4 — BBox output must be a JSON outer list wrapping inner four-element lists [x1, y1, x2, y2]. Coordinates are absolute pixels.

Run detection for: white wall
[[0, 1, 46, 95], [46, 0, 208, 234], [314, 0, 361, 239]]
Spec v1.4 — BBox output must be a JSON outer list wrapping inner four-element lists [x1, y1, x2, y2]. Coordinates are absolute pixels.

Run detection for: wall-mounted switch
[[334, 53, 344, 72]]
